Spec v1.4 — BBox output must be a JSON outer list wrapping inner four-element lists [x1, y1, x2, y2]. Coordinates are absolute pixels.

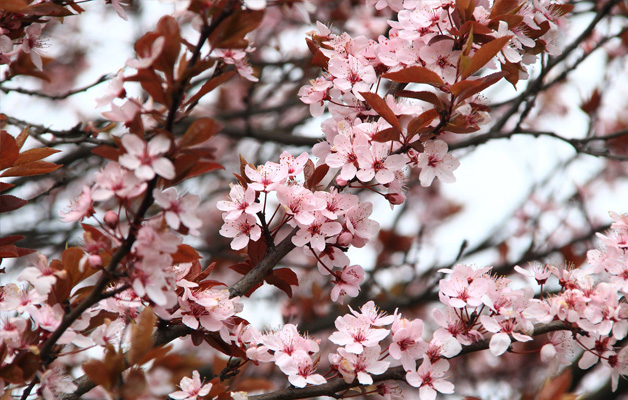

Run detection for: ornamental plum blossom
[[416, 140, 460, 187], [170, 370, 212, 400], [390, 317, 428, 370], [292, 212, 342, 252], [153, 187, 202, 232], [245, 162, 288, 192], [331, 264, 365, 302], [219, 214, 262, 250], [334, 345, 389, 384], [406, 358, 455, 400], [356, 142, 407, 185], [59, 186, 95, 223], [91, 162, 147, 201], [217, 184, 263, 221], [329, 313, 390, 354], [119, 134, 176, 181]]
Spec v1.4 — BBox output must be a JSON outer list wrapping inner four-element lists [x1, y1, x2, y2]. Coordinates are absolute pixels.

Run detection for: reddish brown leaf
[[171, 244, 202, 264], [248, 237, 267, 265], [265, 269, 297, 298], [179, 118, 218, 148], [13, 148, 60, 166], [15, 127, 29, 150], [0, 131, 19, 170], [91, 144, 121, 161], [129, 308, 157, 366], [0, 183, 14, 193], [0, 195, 27, 213], [303, 158, 315, 187], [83, 360, 112, 389], [461, 36, 513, 79], [210, 8, 265, 49], [359, 92, 401, 131], [155, 15, 182, 80], [121, 369, 147, 399], [0, 160, 61, 177], [451, 71, 507, 104], [372, 127, 401, 143], [382, 66, 445, 87], [181, 161, 224, 180], [0, 0, 27, 12], [490, 0, 523, 18], [307, 164, 330, 189], [25, 2, 74, 16]]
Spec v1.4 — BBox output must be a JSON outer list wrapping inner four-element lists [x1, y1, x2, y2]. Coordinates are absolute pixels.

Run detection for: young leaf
[[179, 118, 218, 148], [0, 161, 61, 177], [129, 307, 157, 366], [359, 92, 401, 131], [0, 132, 19, 170], [382, 66, 445, 87], [0, 195, 27, 213], [461, 36, 512, 79]]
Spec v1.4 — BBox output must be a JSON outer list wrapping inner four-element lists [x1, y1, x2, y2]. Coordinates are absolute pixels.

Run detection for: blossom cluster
[[217, 150, 380, 302]]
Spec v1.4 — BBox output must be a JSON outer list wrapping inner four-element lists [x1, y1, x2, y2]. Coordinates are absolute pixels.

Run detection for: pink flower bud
[[336, 176, 348, 186], [385, 193, 405, 205], [337, 232, 353, 246], [104, 211, 119, 228]]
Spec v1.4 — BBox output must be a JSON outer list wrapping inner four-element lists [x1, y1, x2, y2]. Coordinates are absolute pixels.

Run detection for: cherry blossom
[[406, 358, 455, 400], [119, 134, 176, 181], [416, 140, 460, 187], [170, 370, 212, 400], [219, 214, 262, 250], [217, 184, 263, 221], [335, 345, 389, 384], [154, 187, 202, 232], [331, 264, 365, 302], [59, 186, 95, 223]]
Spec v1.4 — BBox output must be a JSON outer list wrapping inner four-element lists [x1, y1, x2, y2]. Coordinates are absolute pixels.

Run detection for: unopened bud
[[385, 193, 405, 205], [336, 176, 348, 186], [104, 211, 119, 228]]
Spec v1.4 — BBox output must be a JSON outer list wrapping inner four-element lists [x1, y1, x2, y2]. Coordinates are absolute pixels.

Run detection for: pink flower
[[390, 317, 428, 370], [335, 345, 389, 384], [328, 55, 377, 99], [331, 264, 365, 302], [356, 144, 407, 185], [170, 370, 212, 400], [92, 162, 147, 201], [39, 368, 78, 400], [292, 212, 342, 252], [219, 214, 262, 250], [21, 24, 45, 71], [245, 162, 288, 192], [60, 186, 95, 223], [329, 314, 390, 354], [102, 98, 141, 124], [217, 184, 262, 221], [154, 187, 202, 232], [176, 288, 242, 341], [342, 202, 379, 248], [416, 140, 460, 187], [276, 352, 326, 388], [406, 358, 455, 400], [276, 185, 325, 226], [326, 132, 369, 181], [95, 70, 126, 108], [280, 151, 310, 178], [119, 134, 176, 181]]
